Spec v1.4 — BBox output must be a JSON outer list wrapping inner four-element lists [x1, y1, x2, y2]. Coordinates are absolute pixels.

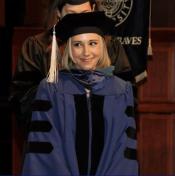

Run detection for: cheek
[[71, 47, 81, 58], [93, 46, 102, 58]]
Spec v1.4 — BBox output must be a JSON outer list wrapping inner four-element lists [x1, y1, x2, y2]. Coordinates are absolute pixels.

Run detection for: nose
[[83, 45, 90, 56]]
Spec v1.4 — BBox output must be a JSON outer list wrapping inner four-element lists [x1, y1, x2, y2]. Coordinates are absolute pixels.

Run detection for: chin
[[81, 67, 95, 71], [79, 65, 96, 70]]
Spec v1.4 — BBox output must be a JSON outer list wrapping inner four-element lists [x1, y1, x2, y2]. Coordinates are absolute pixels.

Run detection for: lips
[[81, 59, 91, 62], [80, 57, 92, 62]]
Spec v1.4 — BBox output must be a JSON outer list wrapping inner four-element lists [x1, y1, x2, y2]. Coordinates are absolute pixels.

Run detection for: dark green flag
[[97, 0, 150, 82]]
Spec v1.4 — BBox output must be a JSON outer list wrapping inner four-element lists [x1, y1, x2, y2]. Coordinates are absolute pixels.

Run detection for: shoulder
[[105, 76, 134, 105], [103, 75, 133, 96], [34, 31, 52, 46], [111, 75, 131, 88], [38, 72, 84, 95], [22, 31, 51, 50]]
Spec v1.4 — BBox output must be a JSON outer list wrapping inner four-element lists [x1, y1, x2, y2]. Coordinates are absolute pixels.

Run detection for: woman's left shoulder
[[106, 75, 133, 95], [109, 75, 131, 87]]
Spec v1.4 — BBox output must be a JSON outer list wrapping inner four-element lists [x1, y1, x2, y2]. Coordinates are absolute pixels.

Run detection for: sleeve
[[9, 36, 47, 126], [107, 38, 134, 81], [124, 82, 138, 164], [109, 82, 138, 175], [22, 80, 71, 175], [17, 36, 46, 72]]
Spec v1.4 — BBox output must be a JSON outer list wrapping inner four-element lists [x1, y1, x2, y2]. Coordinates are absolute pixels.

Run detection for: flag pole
[[147, 0, 153, 56]]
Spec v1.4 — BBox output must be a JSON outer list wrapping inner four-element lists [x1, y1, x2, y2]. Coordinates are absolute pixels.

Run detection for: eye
[[72, 42, 82, 47], [89, 41, 98, 46]]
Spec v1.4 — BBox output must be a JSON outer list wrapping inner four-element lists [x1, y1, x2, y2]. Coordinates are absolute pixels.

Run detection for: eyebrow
[[72, 39, 99, 43]]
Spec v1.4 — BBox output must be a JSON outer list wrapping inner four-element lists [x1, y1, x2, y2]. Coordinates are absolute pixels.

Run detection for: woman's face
[[70, 33, 102, 70]]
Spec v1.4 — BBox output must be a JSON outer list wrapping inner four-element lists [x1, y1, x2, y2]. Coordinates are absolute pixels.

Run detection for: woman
[[22, 11, 138, 175], [10, 0, 131, 128]]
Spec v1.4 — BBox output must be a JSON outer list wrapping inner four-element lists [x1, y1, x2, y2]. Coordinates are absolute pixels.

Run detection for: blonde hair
[[61, 35, 111, 70]]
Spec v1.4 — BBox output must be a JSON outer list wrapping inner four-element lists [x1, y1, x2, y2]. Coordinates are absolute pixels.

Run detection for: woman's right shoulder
[[38, 73, 69, 91], [23, 31, 51, 48]]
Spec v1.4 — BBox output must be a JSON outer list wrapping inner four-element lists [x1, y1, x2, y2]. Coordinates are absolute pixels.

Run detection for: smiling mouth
[[81, 58, 92, 62], [82, 59, 91, 62]]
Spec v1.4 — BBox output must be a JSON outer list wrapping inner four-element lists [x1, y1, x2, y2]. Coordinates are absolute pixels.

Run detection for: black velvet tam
[[54, 11, 116, 42]]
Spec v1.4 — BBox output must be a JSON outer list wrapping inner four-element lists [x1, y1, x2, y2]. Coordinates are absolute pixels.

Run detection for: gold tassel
[[47, 24, 60, 83], [147, 0, 153, 56], [147, 38, 153, 56]]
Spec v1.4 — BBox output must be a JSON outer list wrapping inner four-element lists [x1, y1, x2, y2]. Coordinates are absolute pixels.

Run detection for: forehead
[[71, 33, 101, 41], [61, 2, 92, 16]]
